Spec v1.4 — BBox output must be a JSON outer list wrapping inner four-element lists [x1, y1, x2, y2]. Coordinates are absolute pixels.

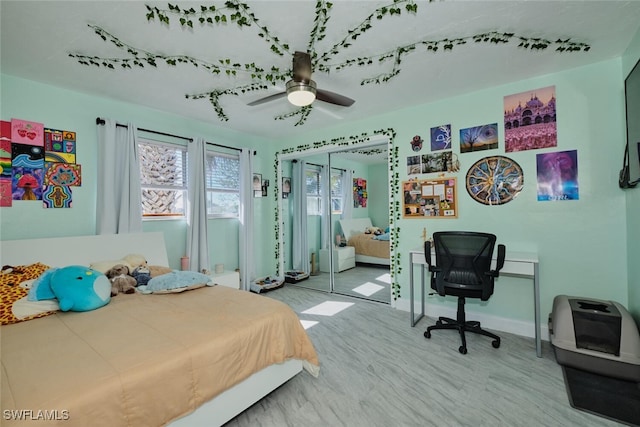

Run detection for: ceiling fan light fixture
[[286, 80, 317, 106]]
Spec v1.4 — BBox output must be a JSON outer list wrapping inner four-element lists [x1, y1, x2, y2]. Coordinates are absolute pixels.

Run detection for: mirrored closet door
[[277, 138, 391, 304]]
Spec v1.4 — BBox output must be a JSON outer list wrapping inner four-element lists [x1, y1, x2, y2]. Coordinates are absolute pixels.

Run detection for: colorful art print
[[0, 120, 10, 142], [0, 179, 12, 207], [504, 85, 557, 153], [44, 162, 82, 186], [353, 178, 367, 208], [11, 143, 44, 201], [44, 128, 76, 157], [402, 178, 457, 218], [0, 140, 11, 180], [11, 118, 44, 146], [466, 156, 523, 206], [421, 151, 453, 174], [536, 150, 578, 202], [410, 135, 423, 152], [42, 185, 72, 208], [45, 151, 76, 164], [460, 123, 499, 153], [430, 124, 452, 151]]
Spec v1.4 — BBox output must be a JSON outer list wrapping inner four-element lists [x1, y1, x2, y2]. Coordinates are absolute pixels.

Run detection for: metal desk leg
[[410, 255, 425, 327], [410, 256, 415, 326], [534, 262, 542, 357]]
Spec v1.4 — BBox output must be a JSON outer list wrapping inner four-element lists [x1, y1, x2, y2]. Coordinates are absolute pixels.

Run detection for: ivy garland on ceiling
[[69, 0, 590, 126], [273, 128, 405, 300]]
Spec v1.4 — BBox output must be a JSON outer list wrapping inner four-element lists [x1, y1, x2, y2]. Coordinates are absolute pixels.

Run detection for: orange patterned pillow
[[0, 263, 54, 325]]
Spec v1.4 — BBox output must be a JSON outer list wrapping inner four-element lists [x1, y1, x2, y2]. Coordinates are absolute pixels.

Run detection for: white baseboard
[[396, 297, 549, 341]]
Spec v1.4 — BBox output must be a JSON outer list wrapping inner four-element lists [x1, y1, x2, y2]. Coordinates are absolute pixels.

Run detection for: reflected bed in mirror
[[339, 218, 390, 266]]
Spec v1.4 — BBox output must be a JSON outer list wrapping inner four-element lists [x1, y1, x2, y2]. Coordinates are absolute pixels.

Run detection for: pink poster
[[11, 118, 44, 146], [0, 121, 11, 207]]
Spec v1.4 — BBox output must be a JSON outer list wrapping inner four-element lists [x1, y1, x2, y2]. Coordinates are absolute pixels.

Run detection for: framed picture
[[282, 176, 291, 198], [252, 173, 262, 191]]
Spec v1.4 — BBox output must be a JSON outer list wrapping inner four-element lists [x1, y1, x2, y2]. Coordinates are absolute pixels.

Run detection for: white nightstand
[[210, 270, 240, 289], [319, 246, 356, 273]]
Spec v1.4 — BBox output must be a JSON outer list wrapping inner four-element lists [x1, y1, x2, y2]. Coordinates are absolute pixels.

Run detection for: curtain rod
[[292, 159, 346, 172], [95, 117, 248, 154]]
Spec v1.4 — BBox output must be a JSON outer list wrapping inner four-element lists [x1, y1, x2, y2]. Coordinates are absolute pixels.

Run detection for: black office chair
[[423, 231, 505, 354]]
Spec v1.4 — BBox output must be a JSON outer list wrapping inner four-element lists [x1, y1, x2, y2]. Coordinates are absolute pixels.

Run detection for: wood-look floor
[[295, 263, 391, 304], [225, 285, 622, 427]]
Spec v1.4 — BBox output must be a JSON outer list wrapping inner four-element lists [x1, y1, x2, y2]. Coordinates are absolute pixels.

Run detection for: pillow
[[0, 262, 54, 325], [137, 271, 214, 294], [373, 232, 390, 241]]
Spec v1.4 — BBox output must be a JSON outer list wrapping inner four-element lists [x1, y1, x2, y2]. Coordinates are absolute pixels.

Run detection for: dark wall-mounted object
[[621, 58, 640, 189]]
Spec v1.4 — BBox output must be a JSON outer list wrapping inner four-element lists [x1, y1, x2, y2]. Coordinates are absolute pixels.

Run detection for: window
[[306, 167, 321, 215], [205, 152, 240, 218], [330, 169, 343, 214], [139, 140, 187, 218]]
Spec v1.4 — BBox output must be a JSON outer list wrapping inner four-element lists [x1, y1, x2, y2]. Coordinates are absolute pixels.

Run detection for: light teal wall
[[278, 59, 629, 324], [1, 56, 634, 327], [622, 26, 640, 321], [0, 74, 275, 274], [367, 162, 390, 230]]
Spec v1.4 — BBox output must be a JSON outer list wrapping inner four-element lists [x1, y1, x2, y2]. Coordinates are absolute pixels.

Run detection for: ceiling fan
[[247, 51, 355, 108]]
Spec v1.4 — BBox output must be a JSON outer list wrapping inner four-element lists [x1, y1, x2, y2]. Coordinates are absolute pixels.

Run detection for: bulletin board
[[402, 177, 458, 218]]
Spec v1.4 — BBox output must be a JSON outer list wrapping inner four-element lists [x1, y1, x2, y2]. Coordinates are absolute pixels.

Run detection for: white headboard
[[0, 232, 169, 268], [339, 218, 373, 239]]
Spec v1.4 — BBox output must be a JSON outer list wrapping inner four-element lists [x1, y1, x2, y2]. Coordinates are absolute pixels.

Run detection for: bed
[[338, 218, 390, 266], [0, 232, 319, 427]]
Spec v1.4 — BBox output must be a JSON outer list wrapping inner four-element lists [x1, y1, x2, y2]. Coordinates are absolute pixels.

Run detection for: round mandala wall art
[[466, 155, 524, 205]]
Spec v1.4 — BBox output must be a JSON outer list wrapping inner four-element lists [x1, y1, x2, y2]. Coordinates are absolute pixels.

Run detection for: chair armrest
[[424, 241, 432, 266], [486, 244, 506, 277], [496, 245, 507, 271], [495, 244, 506, 272]]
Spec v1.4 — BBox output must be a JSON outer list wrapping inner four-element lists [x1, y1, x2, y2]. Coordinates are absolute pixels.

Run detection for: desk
[[409, 248, 541, 357]]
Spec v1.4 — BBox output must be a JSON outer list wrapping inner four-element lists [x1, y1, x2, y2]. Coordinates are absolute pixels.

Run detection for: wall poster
[[402, 178, 458, 218]]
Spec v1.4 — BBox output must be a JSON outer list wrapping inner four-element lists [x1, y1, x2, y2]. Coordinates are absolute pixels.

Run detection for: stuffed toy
[[123, 254, 172, 278], [137, 271, 213, 294], [28, 265, 110, 312], [148, 265, 172, 278], [365, 226, 383, 236], [131, 265, 152, 287], [105, 264, 137, 296]]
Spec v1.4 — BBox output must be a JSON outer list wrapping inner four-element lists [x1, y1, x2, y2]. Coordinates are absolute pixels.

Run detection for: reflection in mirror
[[328, 144, 390, 304], [278, 140, 390, 304]]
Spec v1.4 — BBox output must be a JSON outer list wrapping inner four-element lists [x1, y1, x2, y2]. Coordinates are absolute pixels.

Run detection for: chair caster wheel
[[424, 331, 431, 339], [459, 346, 468, 354], [492, 340, 500, 349]]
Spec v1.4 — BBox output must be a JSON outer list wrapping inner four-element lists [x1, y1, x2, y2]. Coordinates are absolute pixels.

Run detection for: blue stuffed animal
[[28, 265, 111, 312]]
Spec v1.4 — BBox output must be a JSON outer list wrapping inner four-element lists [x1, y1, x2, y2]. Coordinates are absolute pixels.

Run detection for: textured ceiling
[[2, 1, 640, 140]]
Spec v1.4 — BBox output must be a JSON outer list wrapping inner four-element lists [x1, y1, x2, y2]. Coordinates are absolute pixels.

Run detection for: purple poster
[[536, 150, 578, 201]]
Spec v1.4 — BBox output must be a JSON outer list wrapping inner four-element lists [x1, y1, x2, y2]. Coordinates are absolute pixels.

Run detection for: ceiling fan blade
[[316, 89, 355, 107], [247, 91, 286, 106], [293, 51, 312, 82]]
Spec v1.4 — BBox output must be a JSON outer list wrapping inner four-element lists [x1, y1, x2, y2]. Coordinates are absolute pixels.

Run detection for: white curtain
[[292, 160, 309, 273], [239, 148, 255, 291], [341, 169, 353, 220], [186, 137, 210, 273], [96, 119, 142, 235], [320, 165, 331, 250]]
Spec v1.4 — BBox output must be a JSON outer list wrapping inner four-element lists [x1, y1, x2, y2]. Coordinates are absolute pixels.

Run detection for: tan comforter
[[0, 286, 319, 426], [348, 233, 390, 259]]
